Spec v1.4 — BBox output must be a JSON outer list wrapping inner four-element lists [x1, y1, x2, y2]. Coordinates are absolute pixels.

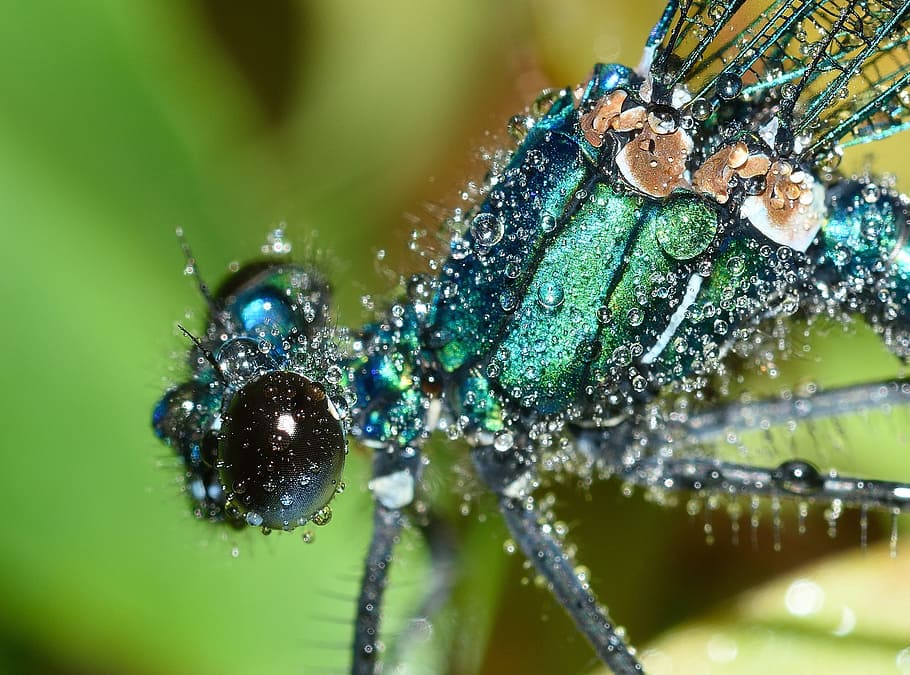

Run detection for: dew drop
[[773, 460, 824, 495], [507, 114, 533, 142], [726, 256, 745, 276], [540, 213, 558, 233], [861, 183, 881, 204], [325, 364, 343, 385], [471, 213, 504, 247], [494, 430, 514, 452], [312, 506, 333, 526], [691, 98, 713, 120], [716, 73, 742, 100], [537, 281, 565, 309], [499, 289, 518, 312]]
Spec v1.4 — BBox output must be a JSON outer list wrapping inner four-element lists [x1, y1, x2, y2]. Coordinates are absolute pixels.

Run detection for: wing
[[645, 0, 910, 160]]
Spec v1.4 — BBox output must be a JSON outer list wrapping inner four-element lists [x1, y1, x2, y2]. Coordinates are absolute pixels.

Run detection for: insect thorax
[[338, 62, 910, 466]]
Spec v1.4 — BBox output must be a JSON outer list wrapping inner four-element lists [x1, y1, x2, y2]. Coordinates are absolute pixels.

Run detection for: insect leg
[[472, 445, 644, 674], [353, 448, 423, 675], [674, 378, 910, 446], [575, 378, 910, 513], [353, 502, 403, 675], [615, 455, 910, 514]]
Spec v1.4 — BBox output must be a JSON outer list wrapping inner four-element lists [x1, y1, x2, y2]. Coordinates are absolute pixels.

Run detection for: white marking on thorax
[[369, 469, 414, 510], [641, 273, 704, 365], [425, 398, 442, 433], [502, 472, 535, 499]]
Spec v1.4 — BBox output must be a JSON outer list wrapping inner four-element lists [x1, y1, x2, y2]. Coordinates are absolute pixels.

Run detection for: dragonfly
[[153, 1, 910, 672]]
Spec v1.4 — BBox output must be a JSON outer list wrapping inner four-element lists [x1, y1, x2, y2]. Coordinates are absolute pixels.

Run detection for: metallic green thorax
[[420, 64, 801, 422], [342, 63, 910, 445]]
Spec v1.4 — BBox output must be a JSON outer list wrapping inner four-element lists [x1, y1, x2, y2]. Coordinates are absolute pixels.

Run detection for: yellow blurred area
[[1, 1, 908, 674]]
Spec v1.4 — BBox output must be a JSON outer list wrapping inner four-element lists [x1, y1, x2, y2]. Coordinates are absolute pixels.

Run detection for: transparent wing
[[648, 0, 910, 158]]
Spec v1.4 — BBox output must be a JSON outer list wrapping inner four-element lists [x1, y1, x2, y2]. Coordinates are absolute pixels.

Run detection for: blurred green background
[[2, 1, 909, 673]]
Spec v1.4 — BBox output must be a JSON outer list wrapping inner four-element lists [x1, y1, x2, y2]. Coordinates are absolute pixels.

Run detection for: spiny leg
[[353, 448, 425, 674], [575, 378, 910, 550], [472, 446, 644, 674], [609, 453, 909, 557], [616, 455, 910, 514], [353, 503, 403, 675], [673, 378, 910, 446]]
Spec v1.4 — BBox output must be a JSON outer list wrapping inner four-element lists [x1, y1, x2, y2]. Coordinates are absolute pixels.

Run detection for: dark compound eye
[[218, 370, 346, 530]]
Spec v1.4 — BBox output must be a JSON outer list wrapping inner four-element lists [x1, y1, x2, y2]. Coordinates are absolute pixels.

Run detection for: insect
[[153, 1, 910, 672]]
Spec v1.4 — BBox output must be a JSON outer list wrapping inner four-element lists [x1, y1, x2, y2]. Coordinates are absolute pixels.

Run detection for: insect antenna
[[175, 227, 217, 307], [176, 323, 228, 386]]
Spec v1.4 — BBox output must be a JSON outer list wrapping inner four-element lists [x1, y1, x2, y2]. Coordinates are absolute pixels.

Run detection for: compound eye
[[218, 371, 346, 529]]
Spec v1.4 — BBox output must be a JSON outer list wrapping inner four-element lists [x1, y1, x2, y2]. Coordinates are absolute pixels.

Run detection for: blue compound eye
[[218, 370, 346, 530]]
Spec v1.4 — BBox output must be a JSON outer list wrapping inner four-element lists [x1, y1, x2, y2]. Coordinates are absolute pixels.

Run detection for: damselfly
[[154, 1, 910, 672]]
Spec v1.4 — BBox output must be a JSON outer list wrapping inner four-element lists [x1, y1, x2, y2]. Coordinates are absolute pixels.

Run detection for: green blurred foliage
[[0, 1, 908, 674]]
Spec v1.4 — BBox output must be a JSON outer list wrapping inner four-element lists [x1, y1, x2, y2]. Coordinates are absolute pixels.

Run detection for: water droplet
[[450, 236, 471, 260], [540, 213, 558, 233], [773, 460, 824, 495], [655, 196, 718, 261], [325, 364, 343, 385], [716, 73, 742, 100], [499, 290, 518, 312], [691, 98, 713, 120], [471, 213, 504, 247], [494, 430, 514, 452], [537, 281, 564, 309], [727, 256, 745, 276], [312, 506, 333, 526], [715, 73, 743, 101], [628, 308, 643, 326], [507, 114, 533, 142], [216, 337, 277, 386], [861, 183, 881, 203], [245, 511, 264, 527]]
